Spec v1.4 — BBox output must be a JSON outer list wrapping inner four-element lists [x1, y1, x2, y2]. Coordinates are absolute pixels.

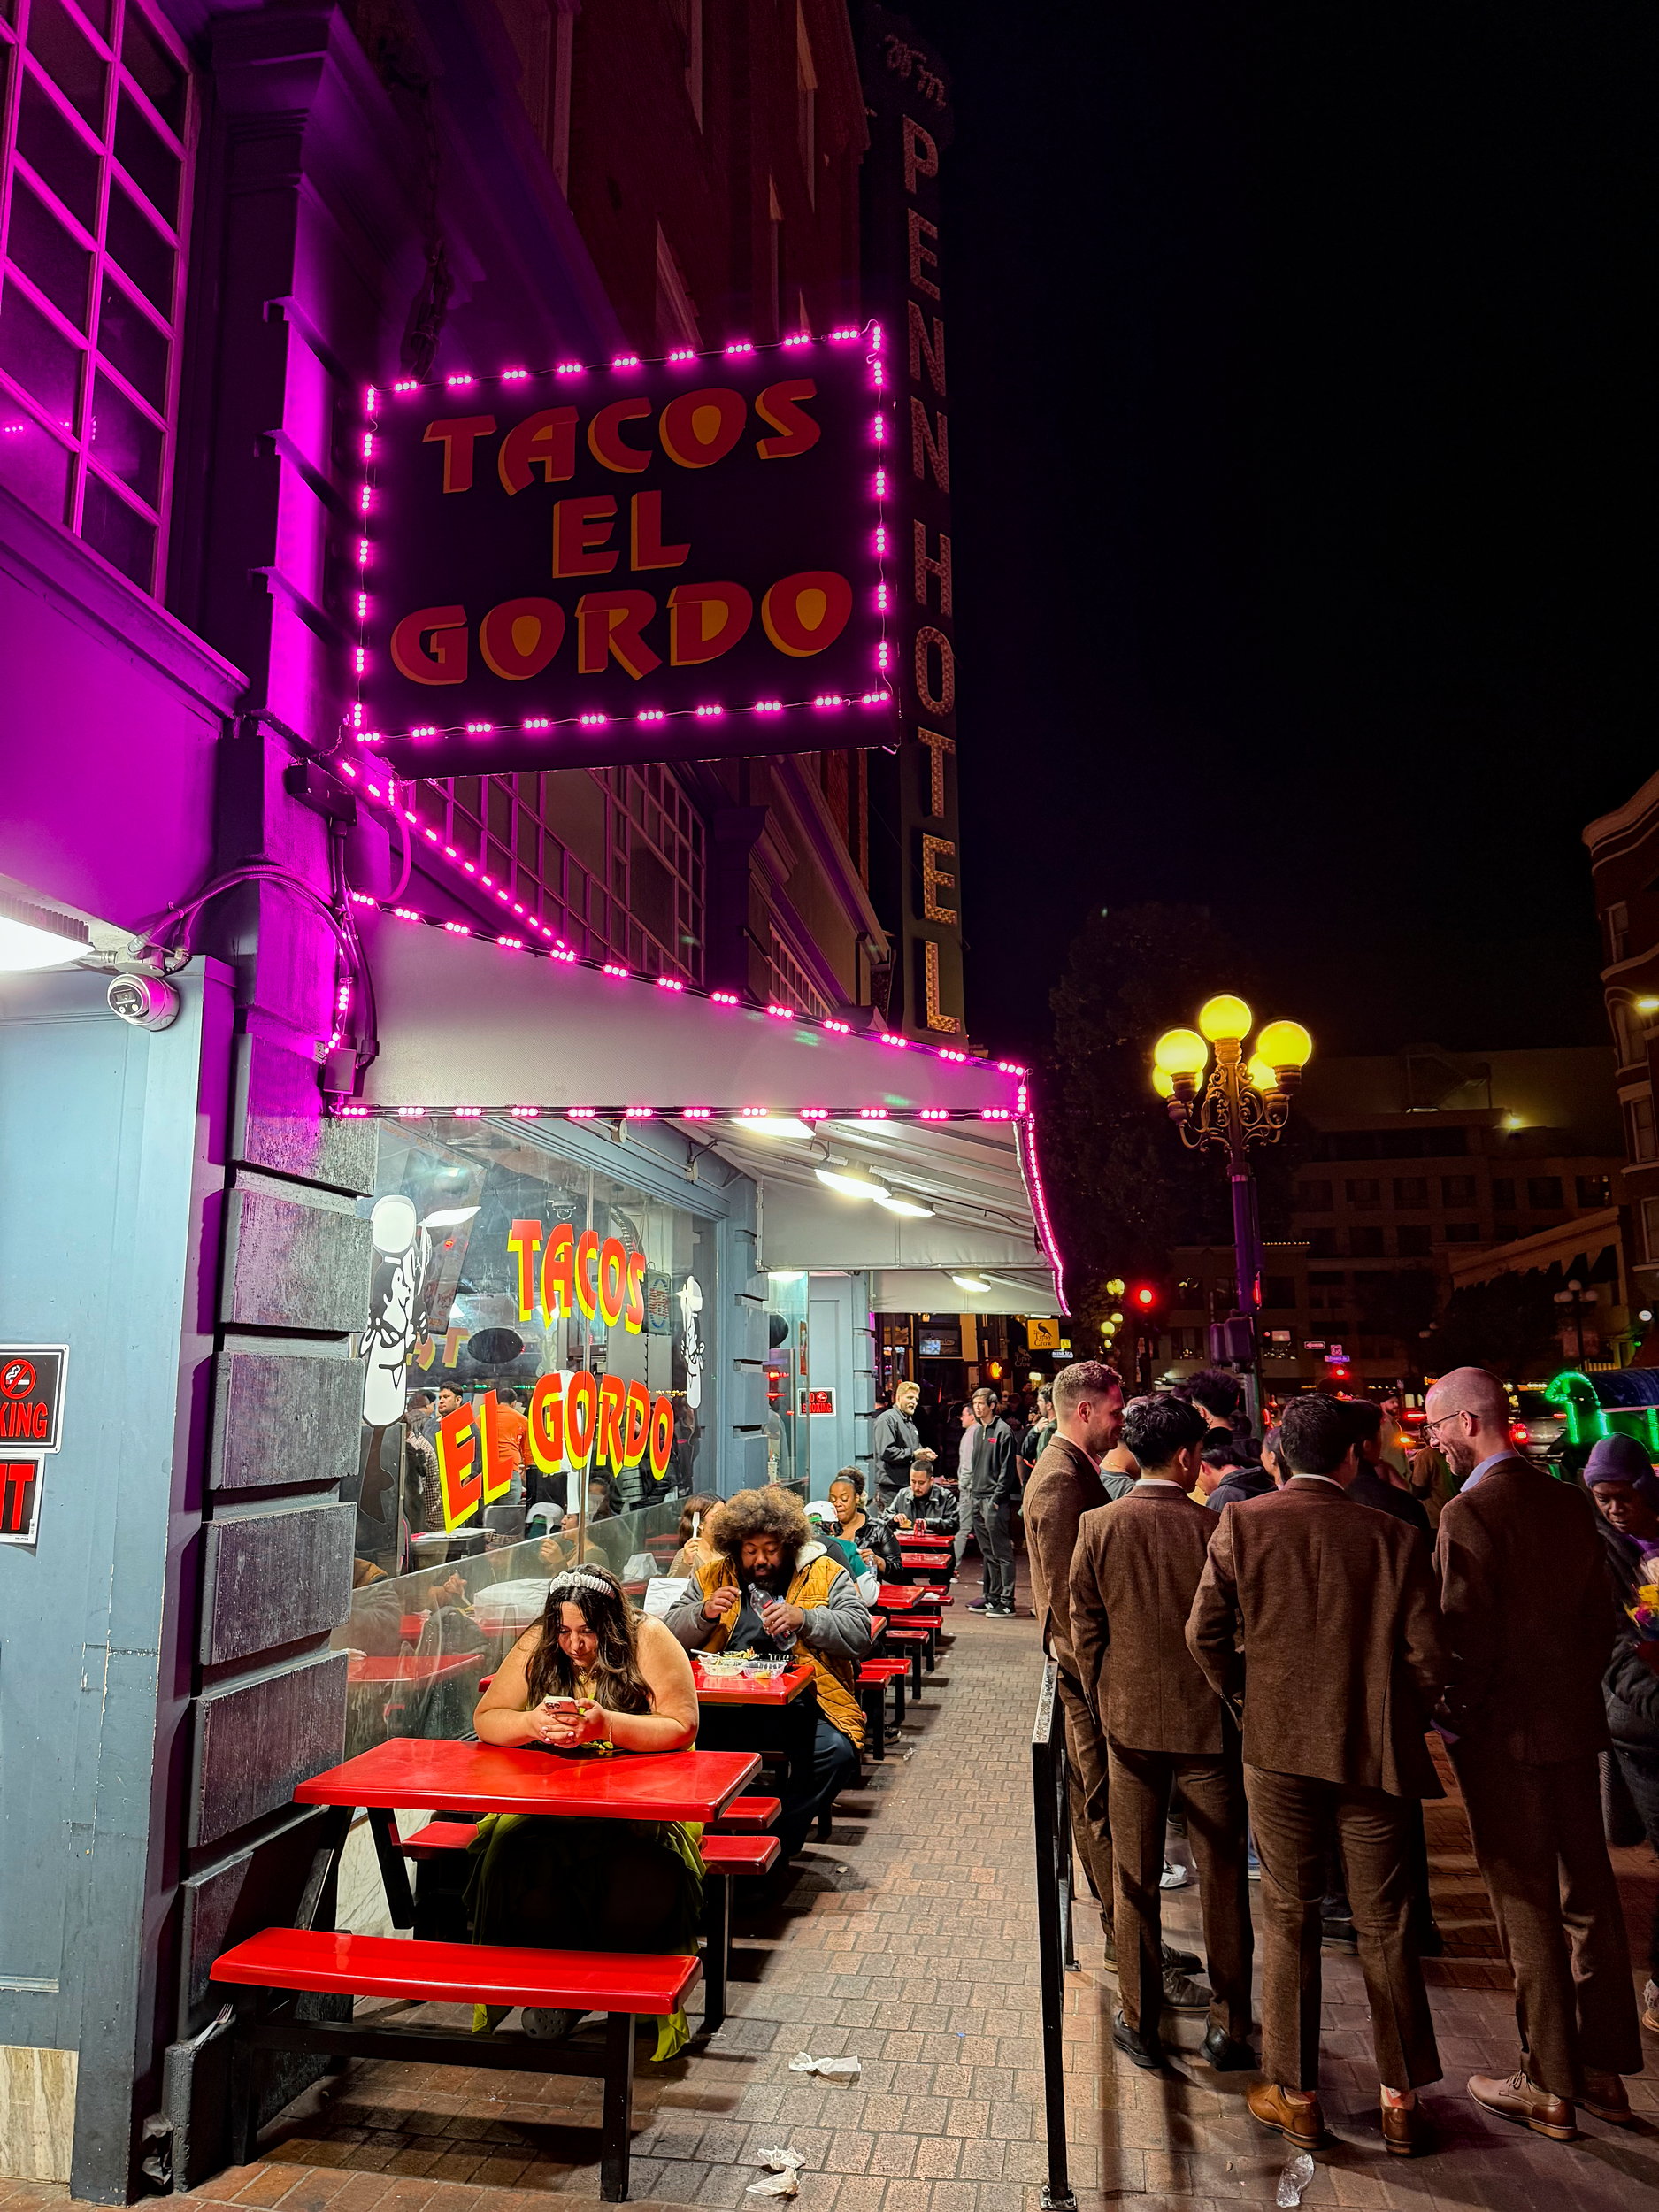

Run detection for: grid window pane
[[7, 174, 91, 326], [119, 5, 181, 131], [88, 365, 158, 498], [1, 0, 190, 594], [104, 175, 172, 312], [112, 85, 175, 219], [95, 270, 164, 406], [0, 278, 82, 421], [17, 73, 99, 227], [27, 0, 106, 129], [81, 466, 152, 583], [0, 404, 71, 518]]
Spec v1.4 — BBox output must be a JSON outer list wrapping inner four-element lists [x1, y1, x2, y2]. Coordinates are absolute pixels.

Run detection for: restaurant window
[[1394, 1176, 1429, 1207], [426, 764, 705, 981], [0, 0, 192, 591], [1526, 1175, 1564, 1210]]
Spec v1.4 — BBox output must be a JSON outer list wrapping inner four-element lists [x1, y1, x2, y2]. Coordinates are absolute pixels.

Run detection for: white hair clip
[[549, 1569, 618, 1600]]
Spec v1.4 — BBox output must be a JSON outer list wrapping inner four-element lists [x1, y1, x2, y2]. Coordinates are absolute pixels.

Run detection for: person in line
[[1582, 1433, 1659, 2041], [1206, 1428, 1276, 1511], [1188, 1392, 1447, 2158], [1184, 1368, 1248, 1446], [1428, 1366, 1642, 2135], [1069, 1393, 1254, 2071], [1405, 1434, 1457, 1526], [826, 1466, 902, 1578], [1020, 1385, 1056, 1483], [872, 1379, 933, 1506], [666, 1486, 872, 1857], [1025, 1361, 1197, 1984], [665, 1491, 720, 1580], [472, 1563, 702, 2055], [964, 1385, 1021, 1616], [1193, 1436, 1246, 1503], [889, 1455, 960, 1535], [1346, 1400, 1432, 1538], [1102, 1440, 1140, 1497]]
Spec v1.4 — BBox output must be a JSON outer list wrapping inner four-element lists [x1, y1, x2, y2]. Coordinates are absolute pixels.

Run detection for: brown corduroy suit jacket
[[1434, 1455, 1616, 1763], [1070, 1484, 1227, 1755], [1024, 1435, 1110, 1681], [1186, 1478, 1447, 1798]]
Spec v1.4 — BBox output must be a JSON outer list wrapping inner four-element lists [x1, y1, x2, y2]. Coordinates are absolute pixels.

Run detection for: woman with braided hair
[[470, 1563, 703, 2053]]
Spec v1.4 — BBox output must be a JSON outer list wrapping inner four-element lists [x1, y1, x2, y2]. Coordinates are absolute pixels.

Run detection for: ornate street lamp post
[[1150, 998, 1313, 1421]]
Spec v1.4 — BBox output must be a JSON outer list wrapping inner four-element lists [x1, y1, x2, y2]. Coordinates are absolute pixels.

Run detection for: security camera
[[107, 973, 180, 1031]]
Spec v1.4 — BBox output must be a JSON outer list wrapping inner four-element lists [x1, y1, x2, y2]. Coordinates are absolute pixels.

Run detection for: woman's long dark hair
[[525, 1564, 654, 1713]]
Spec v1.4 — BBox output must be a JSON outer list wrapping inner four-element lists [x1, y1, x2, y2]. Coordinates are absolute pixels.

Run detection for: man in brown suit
[[1071, 1393, 1254, 2071], [1427, 1365, 1641, 2137], [1025, 1360, 1198, 1978], [1187, 1393, 1447, 2156]]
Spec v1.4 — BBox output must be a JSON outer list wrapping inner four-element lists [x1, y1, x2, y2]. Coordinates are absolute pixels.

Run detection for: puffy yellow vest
[[693, 1546, 864, 1747]]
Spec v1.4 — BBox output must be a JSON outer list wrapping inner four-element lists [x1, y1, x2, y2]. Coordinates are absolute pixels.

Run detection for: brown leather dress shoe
[[1247, 2080, 1324, 2150], [1581, 2071, 1634, 2126], [1468, 2069, 1574, 2141], [1379, 2099, 1430, 2156]]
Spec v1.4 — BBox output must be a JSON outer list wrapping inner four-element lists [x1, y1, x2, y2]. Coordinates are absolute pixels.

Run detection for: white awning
[[352, 903, 1065, 1306]]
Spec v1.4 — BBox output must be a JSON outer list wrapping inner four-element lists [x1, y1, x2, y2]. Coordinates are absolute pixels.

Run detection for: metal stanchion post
[[1031, 1661, 1079, 2212]]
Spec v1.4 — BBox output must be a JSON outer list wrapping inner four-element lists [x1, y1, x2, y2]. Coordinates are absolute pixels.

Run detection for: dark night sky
[[895, 3, 1656, 1062]]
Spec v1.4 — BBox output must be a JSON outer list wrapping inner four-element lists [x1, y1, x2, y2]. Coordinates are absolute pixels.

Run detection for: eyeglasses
[[1423, 1411, 1469, 1436]]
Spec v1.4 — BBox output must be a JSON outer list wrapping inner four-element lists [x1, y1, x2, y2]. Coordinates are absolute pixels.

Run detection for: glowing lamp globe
[[1153, 1026, 1209, 1079], [1198, 994, 1252, 1045], [1152, 1067, 1175, 1098], [1256, 1018, 1312, 1074], [1246, 1054, 1278, 1095]]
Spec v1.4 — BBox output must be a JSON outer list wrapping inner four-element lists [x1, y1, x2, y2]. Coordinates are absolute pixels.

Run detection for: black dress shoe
[[1202, 2024, 1256, 2072], [1161, 1941, 1202, 1975], [1112, 2012, 1164, 2070]]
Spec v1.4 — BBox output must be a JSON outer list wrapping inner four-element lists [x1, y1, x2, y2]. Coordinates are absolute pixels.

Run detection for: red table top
[[875, 1584, 931, 1610], [295, 1736, 760, 1822], [895, 1535, 953, 1549], [692, 1660, 815, 1707], [346, 1654, 480, 1685]]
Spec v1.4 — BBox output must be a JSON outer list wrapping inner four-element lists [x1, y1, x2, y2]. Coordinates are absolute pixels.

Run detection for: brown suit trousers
[[1056, 1671, 1114, 1922], [1452, 1743, 1641, 2096], [1110, 1740, 1252, 2041], [1246, 1764, 1440, 2093]]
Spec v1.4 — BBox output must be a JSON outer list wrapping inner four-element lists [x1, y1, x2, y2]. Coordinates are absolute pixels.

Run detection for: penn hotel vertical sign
[[860, 10, 964, 1036]]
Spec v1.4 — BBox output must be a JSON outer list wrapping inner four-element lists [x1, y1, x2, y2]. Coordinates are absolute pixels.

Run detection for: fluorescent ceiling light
[[0, 894, 91, 972], [768, 1270, 806, 1283], [736, 1115, 815, 1141], [421, 1206, 480, 1229], [816, 1164, 882, 1199], [873, 1191, 934, 1218], [951, 1274, 992, 1294]]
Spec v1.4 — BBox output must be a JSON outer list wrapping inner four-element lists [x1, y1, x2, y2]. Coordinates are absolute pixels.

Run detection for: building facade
[[0, 2, 1055, 2197], [1585, 768, 1659, 1314]]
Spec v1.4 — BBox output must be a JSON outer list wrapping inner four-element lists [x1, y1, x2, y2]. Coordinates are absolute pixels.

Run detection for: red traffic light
[[1133, 1285, 1157, 1309]]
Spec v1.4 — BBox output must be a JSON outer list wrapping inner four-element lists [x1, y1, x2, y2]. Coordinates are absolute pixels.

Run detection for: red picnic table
[[690, 1658, 816, 1707], [346, 1653, 481, 1685], [689, 1658, 819, 1793], [295, 1735, 761, 1930]]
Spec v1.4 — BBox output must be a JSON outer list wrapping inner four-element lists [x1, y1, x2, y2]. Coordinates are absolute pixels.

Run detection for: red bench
[[211, 1926, 698, 2200], [709, 1793, 781, 1833], [698, 1832, 780, 2032], [856, 1657, 911, 1756], [880, 1624, 933, 1696]]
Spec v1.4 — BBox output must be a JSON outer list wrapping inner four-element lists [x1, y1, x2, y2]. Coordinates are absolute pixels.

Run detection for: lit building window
[[0, 0, 192, 592], [768, 926, 831, 1018], [417, 764, 705, 982]]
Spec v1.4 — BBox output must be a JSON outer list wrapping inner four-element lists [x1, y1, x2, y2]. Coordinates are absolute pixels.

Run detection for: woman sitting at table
[[826, 1467, 902, 1579], [472, 1563, 702, 2055], [667, 1491, 721, 1579]]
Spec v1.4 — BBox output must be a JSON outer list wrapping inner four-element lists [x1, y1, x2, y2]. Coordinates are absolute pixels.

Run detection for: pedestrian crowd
[[1015, 1355, 1657, 2157]]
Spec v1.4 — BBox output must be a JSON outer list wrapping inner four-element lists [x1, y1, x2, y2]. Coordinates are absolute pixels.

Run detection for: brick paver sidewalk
[[14, 1560, 1658, 2212]]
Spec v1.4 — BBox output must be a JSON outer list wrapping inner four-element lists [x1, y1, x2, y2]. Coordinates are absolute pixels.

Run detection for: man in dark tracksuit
[[965, 1385, 1019, 1615]]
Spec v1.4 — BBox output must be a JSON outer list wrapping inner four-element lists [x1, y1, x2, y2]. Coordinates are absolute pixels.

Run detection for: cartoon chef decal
[[676, 1273, 704, 1412]]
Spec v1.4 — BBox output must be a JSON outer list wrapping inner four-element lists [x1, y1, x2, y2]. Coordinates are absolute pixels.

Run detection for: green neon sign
[[1543, 1369, 1659, 1452]]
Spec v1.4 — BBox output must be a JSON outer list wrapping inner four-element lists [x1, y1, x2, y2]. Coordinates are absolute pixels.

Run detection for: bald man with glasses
[[1428, 1366, 1640, 2139]]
